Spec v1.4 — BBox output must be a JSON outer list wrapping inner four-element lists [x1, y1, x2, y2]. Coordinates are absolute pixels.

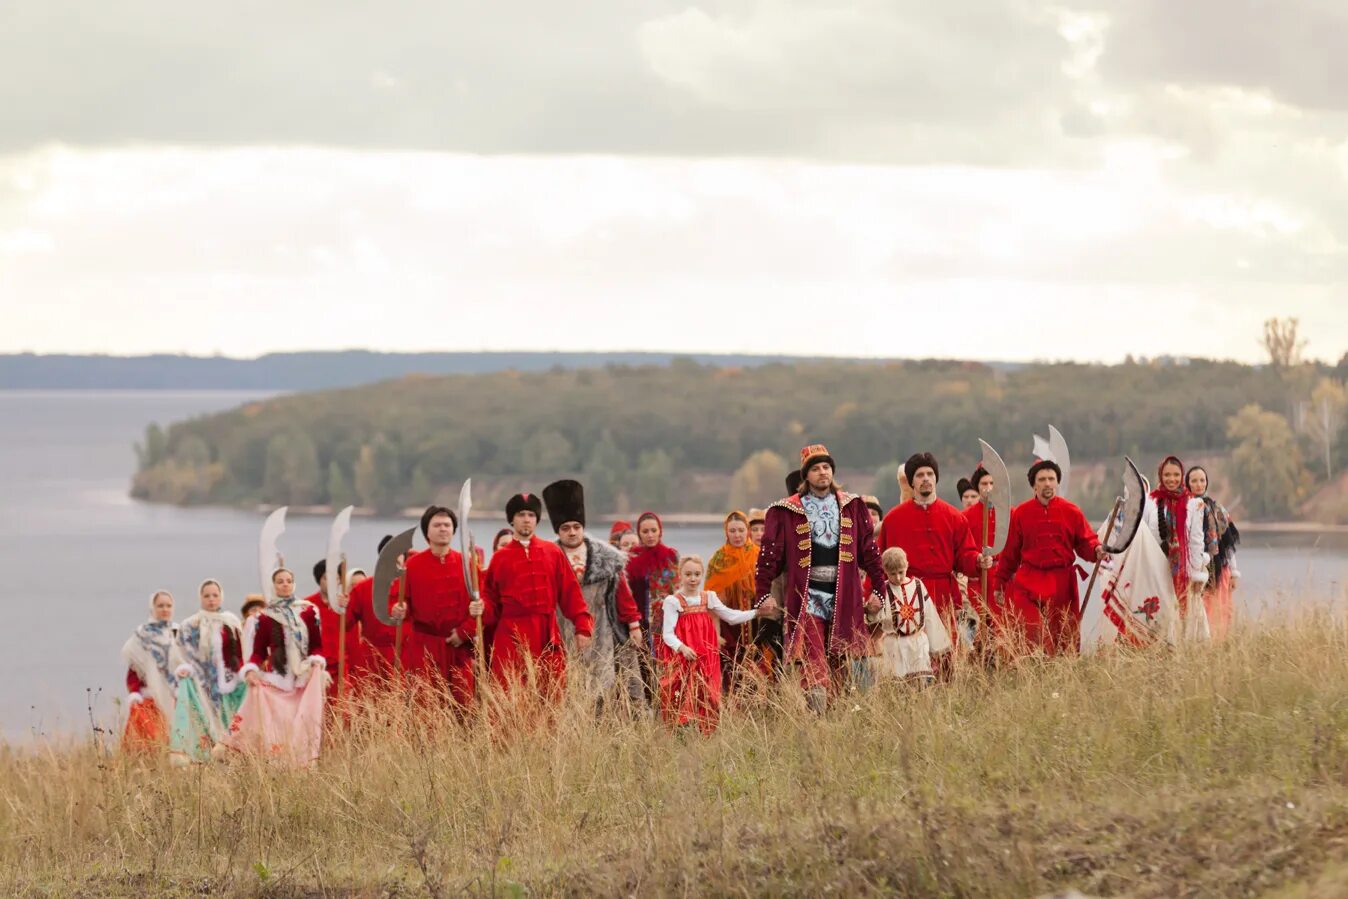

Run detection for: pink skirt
[[222, 675, 326, 766]]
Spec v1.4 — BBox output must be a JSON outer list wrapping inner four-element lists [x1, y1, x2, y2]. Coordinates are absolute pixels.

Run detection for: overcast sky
[[1, 1, 1344, 363]]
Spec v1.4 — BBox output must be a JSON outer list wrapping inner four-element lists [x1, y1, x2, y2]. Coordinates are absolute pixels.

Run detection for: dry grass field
[[7, 609, 1348, 898]]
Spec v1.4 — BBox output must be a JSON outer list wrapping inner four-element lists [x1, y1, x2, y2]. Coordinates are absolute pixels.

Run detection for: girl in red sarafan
[[658, 555, 777, 733], [121, 589, 183, 752]]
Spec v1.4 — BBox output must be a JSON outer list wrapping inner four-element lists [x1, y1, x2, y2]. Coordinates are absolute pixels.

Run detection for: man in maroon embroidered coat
[[878, 453, 987, 627], [393, 505, 478, 707], [754, 444, 883, 712], [995, 460, 1107, 656], [471, 491, 594, 701]]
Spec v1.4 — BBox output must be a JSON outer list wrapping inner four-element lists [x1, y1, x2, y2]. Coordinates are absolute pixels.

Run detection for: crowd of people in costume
[[120, 442, 1241, 761]]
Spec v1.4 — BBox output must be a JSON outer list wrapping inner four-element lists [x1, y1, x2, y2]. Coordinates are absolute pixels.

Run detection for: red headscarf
[[1150, 455, 1191, 581], [627, 512, 678, 586]]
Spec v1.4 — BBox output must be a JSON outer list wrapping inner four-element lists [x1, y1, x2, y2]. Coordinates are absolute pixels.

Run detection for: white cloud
[[0, 144, 1342, 363]]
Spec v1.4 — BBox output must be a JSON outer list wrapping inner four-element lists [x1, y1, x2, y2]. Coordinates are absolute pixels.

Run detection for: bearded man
[[754, 444, 882, 712], [542, 479, 644, 713]]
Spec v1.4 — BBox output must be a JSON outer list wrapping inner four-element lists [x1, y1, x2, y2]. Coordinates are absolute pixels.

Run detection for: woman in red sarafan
[[121, 589, 183, 752], [658, 556, 771, 734]]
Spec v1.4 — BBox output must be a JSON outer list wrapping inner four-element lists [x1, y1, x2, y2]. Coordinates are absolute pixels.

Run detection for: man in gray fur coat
[[543, 479, 646, 713]]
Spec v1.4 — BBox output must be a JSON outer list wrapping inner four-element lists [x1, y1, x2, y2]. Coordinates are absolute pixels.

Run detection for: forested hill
[[1, 350, 984, 390], [131, 357, 1348, 522]]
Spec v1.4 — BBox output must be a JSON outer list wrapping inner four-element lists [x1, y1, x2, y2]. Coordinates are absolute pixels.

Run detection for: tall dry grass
[[7, 609, 1348, 898]]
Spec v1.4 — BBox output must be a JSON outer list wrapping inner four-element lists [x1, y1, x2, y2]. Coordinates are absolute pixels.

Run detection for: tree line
[[132, 327, 1348, 522]]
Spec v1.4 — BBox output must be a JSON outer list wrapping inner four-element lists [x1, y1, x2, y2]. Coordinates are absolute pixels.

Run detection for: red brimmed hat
[[799, 444, 835, 477]]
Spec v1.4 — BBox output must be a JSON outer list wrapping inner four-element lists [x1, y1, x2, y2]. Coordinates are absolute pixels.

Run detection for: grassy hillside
[[5, 611, 1348, 897]]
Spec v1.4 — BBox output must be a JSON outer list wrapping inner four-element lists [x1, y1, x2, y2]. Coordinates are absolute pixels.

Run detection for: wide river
[[2, 390, 1346, 742]]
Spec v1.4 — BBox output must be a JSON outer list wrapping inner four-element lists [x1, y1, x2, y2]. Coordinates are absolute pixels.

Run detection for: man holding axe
[[995, 460, 1109, 655], [471, 491, 593, 704], [391, 505, 478, 709]]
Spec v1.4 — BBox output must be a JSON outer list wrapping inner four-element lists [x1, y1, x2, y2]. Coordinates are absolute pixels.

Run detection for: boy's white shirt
[[868, 576, 952, 677]]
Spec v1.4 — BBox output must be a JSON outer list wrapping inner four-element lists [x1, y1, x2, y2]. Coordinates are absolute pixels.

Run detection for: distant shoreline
[[232, 503, 1348, 533]]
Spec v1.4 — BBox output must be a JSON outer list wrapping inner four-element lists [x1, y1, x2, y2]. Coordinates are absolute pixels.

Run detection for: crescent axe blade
[[371, 527, 416, 627]]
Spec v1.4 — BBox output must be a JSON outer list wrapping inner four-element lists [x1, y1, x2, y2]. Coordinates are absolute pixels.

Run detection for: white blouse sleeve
[[706, 591, 757, 626], [1186, 498, 1210, 584], [661, 596, 686, 653], [1142, 496, 1161, 547]]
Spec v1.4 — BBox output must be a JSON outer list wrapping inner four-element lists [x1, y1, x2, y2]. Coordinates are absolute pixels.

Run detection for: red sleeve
[[305, 606, 322, 656], [222, 626, 242, 672], [556, 551, 594, 636], [1071, 505, 1102, 561], [950, 509, 982, 580], [615, 572, 640, 625], [995, 507, 1023, 585], [754, 507, 788, 600], [248, 615, 273, 669], [856, 502, 887, 597], [127, 667, 144, 694], [481, 557, 501, 627]]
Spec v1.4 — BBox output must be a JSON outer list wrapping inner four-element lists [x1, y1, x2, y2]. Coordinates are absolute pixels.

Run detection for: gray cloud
[[0, 1, 1079, 163], [1094, 0, 1348, 111]]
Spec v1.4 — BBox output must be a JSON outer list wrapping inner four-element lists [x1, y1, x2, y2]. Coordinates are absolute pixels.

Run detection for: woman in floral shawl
[[222, 568, 327, 766], [121, 590, 182, 752], [705, 511, 760, 690], [627, 512, 679, 655], [1186, 465, 1241, 640], [169, 579, 247, 764]]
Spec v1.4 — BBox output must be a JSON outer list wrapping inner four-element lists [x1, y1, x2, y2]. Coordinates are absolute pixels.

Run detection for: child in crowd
[[659, 555, 778, 732], [866, 547, 951, 686]]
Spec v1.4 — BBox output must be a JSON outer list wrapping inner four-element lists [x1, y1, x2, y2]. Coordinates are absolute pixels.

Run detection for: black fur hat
[[904, 452, 939, 487]]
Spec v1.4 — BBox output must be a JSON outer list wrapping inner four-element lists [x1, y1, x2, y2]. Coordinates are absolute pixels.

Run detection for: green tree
[[1227, 404, 1311, 520], [326, 461, 354, 508], [262, 429, 321, 505], [409, 464, 434, 506], [1303, 378, 1348, 480], [868, 461, 901, 512], [633, 449, 674, 510], [354, 434, 402, 514], [583, 431, 629, 516], [135, 423, 168, 471], [728, 449, 788, 511], [173, 434, 211, 468], [520, 429, 576, 474]]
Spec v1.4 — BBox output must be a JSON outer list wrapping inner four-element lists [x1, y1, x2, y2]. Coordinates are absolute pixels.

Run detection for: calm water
[[1, 390, 1346, 741]]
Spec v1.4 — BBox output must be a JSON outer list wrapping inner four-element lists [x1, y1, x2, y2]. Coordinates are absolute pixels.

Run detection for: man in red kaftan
[[391, 505, 479, 707], [307, 558, 362, 699], [472, 491, 594, 700], [995, 460, 1107, 655], [878, 453, 986, 625], [345, 535, 406, 682], [961, 464, 1001, 615]]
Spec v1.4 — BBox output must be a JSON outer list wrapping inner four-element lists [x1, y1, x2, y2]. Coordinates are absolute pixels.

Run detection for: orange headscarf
[[705, 511, 760, 611]]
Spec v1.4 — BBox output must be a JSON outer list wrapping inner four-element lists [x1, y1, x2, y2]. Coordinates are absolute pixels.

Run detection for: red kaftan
[[961, 501, 1001, 612], [481, 537, 593, 699], [994, 496, 1101, 655], [878, 499, 981, 618], [404, 548, 478, 707], [306, 589, 362, 697]]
